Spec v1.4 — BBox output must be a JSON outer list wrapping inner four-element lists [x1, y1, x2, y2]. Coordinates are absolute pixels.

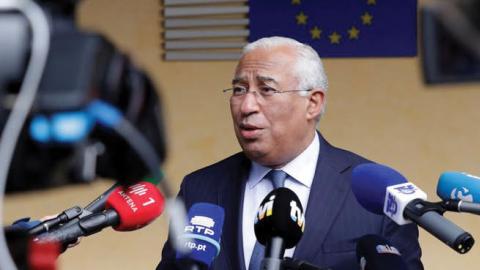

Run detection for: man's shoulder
[[183, 152, 248, 183], [320, 135, 373, 168]]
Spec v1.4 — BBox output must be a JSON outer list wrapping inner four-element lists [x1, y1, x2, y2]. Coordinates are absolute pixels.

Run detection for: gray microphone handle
[[405, 199, 474, 254]]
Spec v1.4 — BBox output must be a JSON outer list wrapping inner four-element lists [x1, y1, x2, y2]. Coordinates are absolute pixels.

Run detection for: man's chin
[[240, 142, 265, 159]]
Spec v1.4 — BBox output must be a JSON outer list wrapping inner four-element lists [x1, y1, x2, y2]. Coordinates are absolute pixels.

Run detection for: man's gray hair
[[242, 36, 328, 117]]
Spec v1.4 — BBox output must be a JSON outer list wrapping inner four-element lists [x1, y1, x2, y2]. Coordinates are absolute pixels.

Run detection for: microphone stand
[[442, 200, 480, 215], [261, 236, 285, 270]]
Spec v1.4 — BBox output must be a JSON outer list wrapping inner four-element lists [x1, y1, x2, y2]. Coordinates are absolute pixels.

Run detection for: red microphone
[[36, 181, 164, 246], [106, 181, 164, 231]]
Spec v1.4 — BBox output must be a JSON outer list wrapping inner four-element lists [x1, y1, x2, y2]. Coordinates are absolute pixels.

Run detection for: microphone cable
[[0, 1, 51, 269]]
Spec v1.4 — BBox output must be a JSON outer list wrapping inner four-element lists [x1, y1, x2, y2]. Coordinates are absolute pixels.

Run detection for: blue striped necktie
[[248, 170, 287, 270]]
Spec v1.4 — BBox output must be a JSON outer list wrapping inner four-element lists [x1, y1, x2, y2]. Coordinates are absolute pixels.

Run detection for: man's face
[[230, 46, 318, 167]]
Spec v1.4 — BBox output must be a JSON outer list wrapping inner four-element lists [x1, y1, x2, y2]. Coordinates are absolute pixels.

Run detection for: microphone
[[437, 171, 480, 215], [29, 178, 160, 235], [36, 181, 164, 245], [175, 202, 225, 270], [254, 187, 305, 270], [351, 163, 474, 254], [437, 171, 480, 203], [356, 234, 407, 270], [83, 177, 161, 213]]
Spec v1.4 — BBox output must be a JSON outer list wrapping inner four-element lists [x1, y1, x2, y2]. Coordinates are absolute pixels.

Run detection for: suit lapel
[[293, 134, 353, 262], [217, 153, 250, 270]]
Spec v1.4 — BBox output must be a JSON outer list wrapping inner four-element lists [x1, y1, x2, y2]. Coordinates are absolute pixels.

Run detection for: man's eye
[[260, 86, 277, 95], [232, 87, 247, 95]]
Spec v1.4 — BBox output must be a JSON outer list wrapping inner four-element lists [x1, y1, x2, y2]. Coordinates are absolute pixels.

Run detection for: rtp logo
[[386, 193, 398, 215], [450, 187, 474, 202], [185, 216, 215, 236], [394, 184, 417, 195]]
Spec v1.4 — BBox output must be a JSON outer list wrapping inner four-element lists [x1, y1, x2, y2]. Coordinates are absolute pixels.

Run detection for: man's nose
[[239, 90, 260, 116]]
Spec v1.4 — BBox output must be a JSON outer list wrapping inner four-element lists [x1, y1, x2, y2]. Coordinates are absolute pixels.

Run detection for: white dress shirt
[[242, 132, 320, 268]]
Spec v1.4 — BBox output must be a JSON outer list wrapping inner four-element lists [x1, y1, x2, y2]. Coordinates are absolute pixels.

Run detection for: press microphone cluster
[[34, 181, 164, 246], [351, 163, 474, 254]]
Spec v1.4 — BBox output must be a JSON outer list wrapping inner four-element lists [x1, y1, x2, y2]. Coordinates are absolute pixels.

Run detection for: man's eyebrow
[[231, 75, 279, 85], [257, 75, 278, 85], [232, 77, 246, 85]]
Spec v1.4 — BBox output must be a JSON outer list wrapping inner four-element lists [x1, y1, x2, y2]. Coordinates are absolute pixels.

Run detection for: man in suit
[[157, 36, 423, 270]]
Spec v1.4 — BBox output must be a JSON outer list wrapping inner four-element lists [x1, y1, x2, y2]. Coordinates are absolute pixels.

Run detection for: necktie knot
[[266, 169, 287, 189]]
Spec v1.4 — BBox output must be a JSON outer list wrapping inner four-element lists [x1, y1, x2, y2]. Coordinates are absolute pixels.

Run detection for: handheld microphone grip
[[37, 210, 118, 245], [28, 206, 83, 235], [262, 236, 285, 270], [404, 199, 474, 254]]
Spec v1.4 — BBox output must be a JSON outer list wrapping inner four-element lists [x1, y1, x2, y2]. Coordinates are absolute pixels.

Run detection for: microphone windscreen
[[105, 181, 164, 231], [437, 172, 480, 203], [351, 163, 407, 214], [356, 234, 407, 270], [254, 187, 305, 249], [177, 203, 225, 267]]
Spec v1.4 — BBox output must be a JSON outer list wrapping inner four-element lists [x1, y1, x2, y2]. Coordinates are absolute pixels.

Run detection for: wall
[[4, 0, 480, 269]]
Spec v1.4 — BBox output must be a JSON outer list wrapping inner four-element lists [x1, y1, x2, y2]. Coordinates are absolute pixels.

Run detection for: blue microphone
[[351, 163, 408, 215], [351, 163, 474, 254], [437, 172, 480, 202], [176, 203, 225, 270], [437, 172, 480, 215]]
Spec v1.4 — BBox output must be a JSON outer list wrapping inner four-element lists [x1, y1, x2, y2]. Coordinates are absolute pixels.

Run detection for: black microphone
[[356, 234, 408, 270], [28, 206, 84, 236], [254, 187, 305, 270], [36, 210, 120, 245], [83, 182, 121, 212]]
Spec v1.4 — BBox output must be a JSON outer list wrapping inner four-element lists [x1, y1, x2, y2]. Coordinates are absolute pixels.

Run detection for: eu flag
[[249, 0, 417, 57]]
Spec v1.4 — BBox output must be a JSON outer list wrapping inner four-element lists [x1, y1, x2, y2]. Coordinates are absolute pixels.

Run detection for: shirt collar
[[247, 132, 320, 189]]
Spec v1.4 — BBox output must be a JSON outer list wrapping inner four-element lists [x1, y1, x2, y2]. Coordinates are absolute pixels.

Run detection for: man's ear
[[306, 89, 325, 120]]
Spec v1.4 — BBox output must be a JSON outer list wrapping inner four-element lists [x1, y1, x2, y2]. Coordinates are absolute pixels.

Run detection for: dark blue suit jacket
[[157, 134, 423, 270]]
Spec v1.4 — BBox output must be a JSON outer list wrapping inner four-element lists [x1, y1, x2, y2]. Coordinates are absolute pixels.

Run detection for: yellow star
[[361, 12, 373, 25], [348, 26, 360, 39], [292, 0, 301, 5], [296, 12, 308, 25], [367, 0, 376, 5], [329, 32, 341, 44], [310, 26, 322, 39]]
